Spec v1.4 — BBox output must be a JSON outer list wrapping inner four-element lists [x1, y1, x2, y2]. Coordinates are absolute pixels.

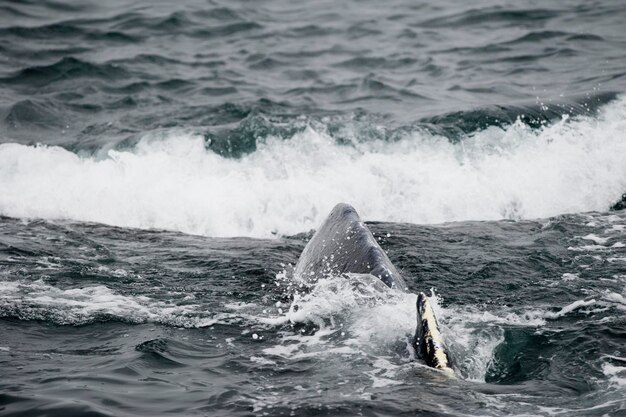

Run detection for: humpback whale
[[294, 203, 454, 375]]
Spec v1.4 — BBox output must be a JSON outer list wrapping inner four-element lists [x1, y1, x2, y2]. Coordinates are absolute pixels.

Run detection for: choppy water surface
[[1, 0, 625, 416], [2, 213, 626, 416]]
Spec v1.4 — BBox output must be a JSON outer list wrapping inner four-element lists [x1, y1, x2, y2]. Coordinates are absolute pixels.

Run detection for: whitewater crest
[[1, 97, 625, 237]]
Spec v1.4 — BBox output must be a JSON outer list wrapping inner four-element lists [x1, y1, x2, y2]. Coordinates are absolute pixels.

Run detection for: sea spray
[[1, 97, 626, 237]]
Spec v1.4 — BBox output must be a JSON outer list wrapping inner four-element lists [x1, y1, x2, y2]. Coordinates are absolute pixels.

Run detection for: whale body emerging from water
[[295, 203, 454, 375]]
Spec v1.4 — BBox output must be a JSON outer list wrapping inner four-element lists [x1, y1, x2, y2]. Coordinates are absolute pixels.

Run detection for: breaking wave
[[1, 96, 625, 237]]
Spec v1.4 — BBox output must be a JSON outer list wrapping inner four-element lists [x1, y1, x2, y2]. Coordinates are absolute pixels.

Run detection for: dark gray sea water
[[1, 0, 625, 416]]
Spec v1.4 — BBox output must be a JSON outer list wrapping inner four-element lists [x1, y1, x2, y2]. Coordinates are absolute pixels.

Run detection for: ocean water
[[1, 0, 625, 416]]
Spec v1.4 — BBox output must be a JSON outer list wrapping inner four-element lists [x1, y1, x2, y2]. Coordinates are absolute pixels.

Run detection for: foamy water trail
[[1, 97, 625, 237], [0, 279, 218, 327]]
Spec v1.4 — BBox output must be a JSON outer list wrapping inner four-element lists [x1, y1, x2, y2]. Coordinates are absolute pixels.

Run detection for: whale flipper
[[413, 292, 454, 376], [295, 203, 407, 290]]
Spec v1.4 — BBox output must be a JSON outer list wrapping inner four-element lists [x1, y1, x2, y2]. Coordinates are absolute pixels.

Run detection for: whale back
[[295, 203, 407, 290]]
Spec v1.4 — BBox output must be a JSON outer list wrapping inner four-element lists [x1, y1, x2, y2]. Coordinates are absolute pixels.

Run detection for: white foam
[[567, 244, 608, 252], [262, 343, 302, 357], [603, 292, 626, 311], [262, 273, 626, 384], [1, 97, 626, 237], [366, 357, 404, 387], [561, 273, 579, 281], [604, 292, 625, 303], [434, 301, 544, 382], [263, 276, 512, 382], [544, 299, 598, 319], [250, 355, 277, 366], [607, 257, 626, 263], [602, 362, 626, 387], [256, 274, 416, 372], [582, 234, 610, 245], [0, 279, 217, 327], [285, 274, 415, 344]]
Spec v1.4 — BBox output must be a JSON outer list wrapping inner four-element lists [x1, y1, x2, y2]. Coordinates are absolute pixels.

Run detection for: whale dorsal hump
[[294, 203, 407, 290]]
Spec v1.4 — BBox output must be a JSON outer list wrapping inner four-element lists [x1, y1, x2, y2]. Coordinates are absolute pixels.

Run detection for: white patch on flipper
[[417, 293, 455, 376]]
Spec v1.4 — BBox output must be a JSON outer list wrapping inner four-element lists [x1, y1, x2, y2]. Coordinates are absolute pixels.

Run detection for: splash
[[1, 97, 625, 237], [264, 274, 509, 382]]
